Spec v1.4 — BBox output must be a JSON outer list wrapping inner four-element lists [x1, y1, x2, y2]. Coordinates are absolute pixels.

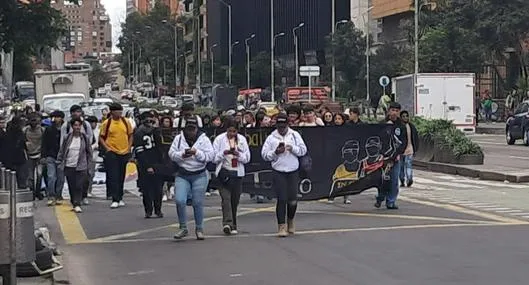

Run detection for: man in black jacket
[[375, 102, 408, 210], [399, 111, 419, 187], [134, 112, 164, 218], [41, 111, 65, 206]]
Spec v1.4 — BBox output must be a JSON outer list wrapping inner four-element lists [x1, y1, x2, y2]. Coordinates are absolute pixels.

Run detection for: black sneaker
[[387, 203, 399, 210], [407, 179, 413, 187], [155, 212, 164, 218], [173, 229, 188, 239], [186, 198, 192, 206], [144, 213, 152, 219], [223, 225, 232, 235], [374, 201, 382, 208], [400, 180, 405, 187]]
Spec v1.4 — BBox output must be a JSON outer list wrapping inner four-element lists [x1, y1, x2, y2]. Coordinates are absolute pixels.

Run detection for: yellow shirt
[[100, 118, 133, 155], [333, 164, 359, 181]]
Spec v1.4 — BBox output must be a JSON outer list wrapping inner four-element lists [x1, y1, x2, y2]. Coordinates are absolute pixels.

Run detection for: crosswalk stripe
[[450, 179, 527, 189], [510, 212, 529, 216], [495, 209, 522, 213], [415, 177, 483, 189]]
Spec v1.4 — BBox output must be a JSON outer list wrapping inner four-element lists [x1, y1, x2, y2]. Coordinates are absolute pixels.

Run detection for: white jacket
[[168, 132, 214, 173], [261, 128, 307, 173], [212, 132, 251, 177]]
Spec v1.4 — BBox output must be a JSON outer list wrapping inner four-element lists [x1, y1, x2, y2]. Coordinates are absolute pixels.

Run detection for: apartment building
[[351, 0, 380, 45], [372, 0, 413, 43], [182, 0, 208, 86], [127, 0, 182, 16], [51, 0, 112, 62]]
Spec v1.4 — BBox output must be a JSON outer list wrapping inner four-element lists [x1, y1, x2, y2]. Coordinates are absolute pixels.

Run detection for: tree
[[327, 22, 367, 100], [369, 43, 409, 100], [89, 64, 111, 89]]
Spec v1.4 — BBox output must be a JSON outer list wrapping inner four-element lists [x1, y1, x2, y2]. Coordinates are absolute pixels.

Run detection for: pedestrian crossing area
[[398, 171, 529, 220]]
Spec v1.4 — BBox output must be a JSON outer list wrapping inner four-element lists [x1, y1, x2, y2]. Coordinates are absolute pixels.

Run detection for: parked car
[[506, 100, 529, 145]]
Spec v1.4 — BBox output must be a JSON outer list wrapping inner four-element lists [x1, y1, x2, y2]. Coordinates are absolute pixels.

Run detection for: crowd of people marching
[[0, 100, 418, 239]]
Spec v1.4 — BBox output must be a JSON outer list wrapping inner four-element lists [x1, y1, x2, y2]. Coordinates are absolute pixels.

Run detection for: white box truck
[[392, 73, 476, 132], [34, 69, 90, 114]]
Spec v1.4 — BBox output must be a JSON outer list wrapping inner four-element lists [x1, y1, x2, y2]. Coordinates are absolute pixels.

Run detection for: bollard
[[0, 170, 36, 285]]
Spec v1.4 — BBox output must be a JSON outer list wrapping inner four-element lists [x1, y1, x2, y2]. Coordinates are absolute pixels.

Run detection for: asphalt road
[[35, 170, 529, 285], [468, 132, 529, 171]]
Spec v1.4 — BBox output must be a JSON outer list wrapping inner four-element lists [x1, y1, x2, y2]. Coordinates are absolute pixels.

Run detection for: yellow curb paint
[[400, 196, 528, 224], [55, 204, 88, 244], [80, 222, 525, 245]]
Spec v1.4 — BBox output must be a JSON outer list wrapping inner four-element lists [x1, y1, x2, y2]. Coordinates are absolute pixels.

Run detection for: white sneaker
[[82, 198, 90, 205], [118, 201, 126, 207], [87, 192, 94, 198], [162, 195, 168, 202], [73, 206, 83, 213], [230, 229, 238, 235], [205, 192, 211, 197], [110, 202, 119, 209]]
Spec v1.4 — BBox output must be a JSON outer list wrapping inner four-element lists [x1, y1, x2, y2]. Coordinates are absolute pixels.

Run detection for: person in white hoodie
[[212, 116, 251, 236], [169, 117, 214, 240], [261, 113, 307, 237]]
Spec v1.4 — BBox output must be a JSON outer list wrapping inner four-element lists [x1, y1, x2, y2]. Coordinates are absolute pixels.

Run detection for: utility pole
[[270, 0, 275, 101]]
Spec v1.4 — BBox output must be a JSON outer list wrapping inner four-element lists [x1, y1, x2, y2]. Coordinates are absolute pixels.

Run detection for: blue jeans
[[377, 159, 401, 204], [46, 157, 65, 199], [174, 171, 209, 230], [399, 155, 413, 182]]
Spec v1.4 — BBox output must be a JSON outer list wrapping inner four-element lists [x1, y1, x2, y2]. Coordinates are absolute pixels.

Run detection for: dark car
[[506, 100, 529, 145]]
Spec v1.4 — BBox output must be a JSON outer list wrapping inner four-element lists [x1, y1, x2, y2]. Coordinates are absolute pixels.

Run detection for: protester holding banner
[[212, 116, 251, 235], [169, 117, 214, 240], [261, 113, 308, 237], [333, 113, 347, 126], [375, 102, 407, 210], [347, 107, 363, 125], [298, 106, 324, 127]]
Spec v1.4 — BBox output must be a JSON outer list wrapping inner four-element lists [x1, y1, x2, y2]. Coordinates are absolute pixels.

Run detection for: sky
[[101, 0, 125, 53]]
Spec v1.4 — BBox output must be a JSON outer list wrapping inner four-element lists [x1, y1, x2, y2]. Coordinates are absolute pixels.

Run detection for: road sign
[[379, 76, 390, 87], [300, 66, 320, 77]]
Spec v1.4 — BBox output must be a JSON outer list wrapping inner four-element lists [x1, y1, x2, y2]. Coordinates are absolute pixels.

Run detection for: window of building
[[92, 31, 97, 36], [77, 36, 82, 41], [93, 42, 97, 47], [70, 42, 75, 46]]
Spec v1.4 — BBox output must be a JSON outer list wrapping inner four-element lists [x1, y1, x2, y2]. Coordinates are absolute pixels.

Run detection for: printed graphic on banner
[[203, 124, 398, 201]]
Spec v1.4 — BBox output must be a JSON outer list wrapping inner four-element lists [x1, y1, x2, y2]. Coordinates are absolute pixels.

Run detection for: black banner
[[205, 124, 398, 201]]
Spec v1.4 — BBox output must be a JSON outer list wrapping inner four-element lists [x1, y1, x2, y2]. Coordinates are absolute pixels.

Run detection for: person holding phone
[[169, 117, 214, 240], [212, 116, 251, 235], [261, 113, 307, 237]]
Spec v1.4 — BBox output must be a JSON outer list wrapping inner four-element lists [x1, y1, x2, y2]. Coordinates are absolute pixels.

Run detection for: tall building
[[51, 0, 112, 62], [127, 0, 181, 16], [181, 0, 208, 86], [351, 0, 380, 44], [207, 0, 351, 67], [372, 0, 414, 43]]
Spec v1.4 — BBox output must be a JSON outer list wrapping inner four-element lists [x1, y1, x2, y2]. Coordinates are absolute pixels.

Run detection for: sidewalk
[[476, 122, 505, 135], [415, 160, 529, 183]]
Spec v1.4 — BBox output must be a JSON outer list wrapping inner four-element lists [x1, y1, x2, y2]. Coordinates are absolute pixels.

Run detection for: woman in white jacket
[[168, 117, 214, 240], [212, 116, 251, 235], [261, 113, 307, 237]]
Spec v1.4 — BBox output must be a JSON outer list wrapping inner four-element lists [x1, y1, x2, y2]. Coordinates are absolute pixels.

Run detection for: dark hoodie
[[4, 118, 27, 168], [382, 116, 408, 161], [133, 124, 164, 173]]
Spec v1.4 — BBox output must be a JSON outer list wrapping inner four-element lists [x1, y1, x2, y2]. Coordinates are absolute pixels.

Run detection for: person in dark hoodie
[[347, 107, 363, 125], [0, 116, 7, 165], [41, 110, 66, 206], [134, 112, 164, 219], [399, 110, 419, 187], [4, 116, 28, 188], [375, 102, 408, 210]]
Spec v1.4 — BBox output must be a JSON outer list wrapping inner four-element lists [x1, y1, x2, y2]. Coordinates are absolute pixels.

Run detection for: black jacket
[[3, 129, 27, 168], [133, 125, 163, 173], [41, 124, 62, 159], [0, 128, 7, 164], [383, 117, 408, 161], [406, 122, 420, 153], [346, 119, 364, 126]]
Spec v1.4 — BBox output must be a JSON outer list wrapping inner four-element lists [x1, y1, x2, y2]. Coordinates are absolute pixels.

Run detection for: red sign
[[286, 87, 329, 102], [239, 88, 263, 96]]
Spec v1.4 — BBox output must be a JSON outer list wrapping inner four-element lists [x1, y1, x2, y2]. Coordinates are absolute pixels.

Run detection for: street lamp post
[[162, 20, 180, 93], [217, 0, 232, 85], [414, 0, 419, 77], [270, 0, 275, 101], [331, 19, 349, 102], [271, 32, 285, 102], [292, 22, 305, 87], [245, 34, 256, 89], [210, 44, 218, 84]]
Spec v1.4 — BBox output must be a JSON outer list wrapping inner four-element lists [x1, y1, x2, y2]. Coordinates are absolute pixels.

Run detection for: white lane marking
[[472, 141, 507, 146], [485, 208, 512, 211], [520, 216, 529, 219], [510, 212, 529, 216], [127, 270, 155, 276], [415, 178, 483, 189], [449, 179, 528, 189], [458, 203, 495, 206], [495, 209, 523, 213], [473, 205, 503, 209]]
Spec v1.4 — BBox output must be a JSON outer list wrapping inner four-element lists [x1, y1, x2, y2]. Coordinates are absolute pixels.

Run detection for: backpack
[[98, 117, 130, 157]]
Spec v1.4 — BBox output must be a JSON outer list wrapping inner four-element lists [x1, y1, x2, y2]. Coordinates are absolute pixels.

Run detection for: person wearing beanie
[[261, 113, 308, 237], [99, 102, 134, 209]]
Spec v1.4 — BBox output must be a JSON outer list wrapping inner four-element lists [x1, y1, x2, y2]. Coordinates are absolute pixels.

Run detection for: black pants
[[105, 152, 128, 203], [64, 167, 88, 207], [141, 172, 163, 215], [220, 177, 242, 229], [273, 170, 299, 224]]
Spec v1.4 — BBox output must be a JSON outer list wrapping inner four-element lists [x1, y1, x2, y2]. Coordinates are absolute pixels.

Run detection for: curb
[[475, 126, 504, 135], [414, 160, 529, 183]]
